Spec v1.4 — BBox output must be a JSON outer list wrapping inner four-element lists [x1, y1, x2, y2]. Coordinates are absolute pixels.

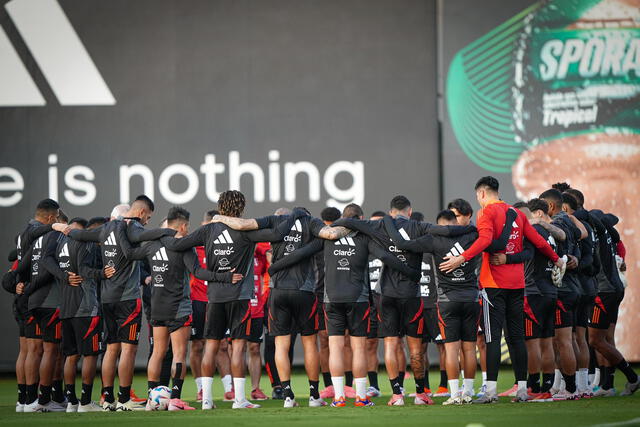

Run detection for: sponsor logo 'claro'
[[152, 263, 169, 273], [104, 249, 117, 257]]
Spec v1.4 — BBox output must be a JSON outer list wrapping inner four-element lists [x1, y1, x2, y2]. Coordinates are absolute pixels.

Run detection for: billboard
[[0, 0, 438, 370], [444, 0, 639, 359]]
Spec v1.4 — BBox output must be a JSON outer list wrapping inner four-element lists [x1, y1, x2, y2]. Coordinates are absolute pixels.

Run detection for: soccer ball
[[148, 386, 171, 410]]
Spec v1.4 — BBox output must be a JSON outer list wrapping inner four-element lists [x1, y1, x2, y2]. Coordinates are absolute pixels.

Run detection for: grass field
[[0, 368, 638, 427]]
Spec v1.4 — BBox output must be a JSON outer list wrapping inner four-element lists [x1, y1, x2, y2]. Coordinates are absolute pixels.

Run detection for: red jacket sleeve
[[522, 217, 559, 262], [616, 241, 626, 260], [461, 208, 495, 260]]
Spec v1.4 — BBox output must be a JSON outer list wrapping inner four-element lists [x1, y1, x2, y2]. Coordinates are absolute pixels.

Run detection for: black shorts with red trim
[[316, 296, 326, 331], [575, 294, 594, 329], [268, 288, 318, 337], [324, 302, 370, 337], [205, 300, 251, 340], [378, 295, 423, 339], [102, 299, 142, 344], [555, 292, 578, 329], [423, 307, 443, 343], [524, 295, 556, 340], [151, 315, 192, 334], [190, 300, 207, 341], [26, 308, 61, 343], [367, 293, 380, 339], [62, 316, 102, 356], [437, 301, 479, 343], [248, 317, 264, 343], [589, 292, 623, 330]]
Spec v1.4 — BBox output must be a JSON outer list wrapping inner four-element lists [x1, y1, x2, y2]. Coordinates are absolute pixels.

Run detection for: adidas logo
[[435, 334, 443, 341], [335, 236, 356, 246], [16, 235, 21, 250], [104, 231, 117, 246], [58, 242, 69, 258], [398, 228, 410, 241], [214, 230, 234, 244], [290, 219, 302, 232], [512, 221, 519, 228], [446, 242, 465, 258], [152, 247, 169, 261], [34, 236, 43, 249]]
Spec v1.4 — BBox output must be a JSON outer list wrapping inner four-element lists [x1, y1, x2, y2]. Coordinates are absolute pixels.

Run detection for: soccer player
[[248, 241, 270, 401], [161, 190, 306, 409], [41, 218, 113, 412], [539, 189, 585, 400], [588, 209, 640, 396], [365, 210, 385, 398], [56, 195, 168, 410], [440, 177, 563, 404]]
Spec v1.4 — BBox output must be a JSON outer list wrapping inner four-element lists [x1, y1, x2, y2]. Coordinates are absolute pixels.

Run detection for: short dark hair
[[410, 211, 425, 222], [370, 211, 386, 218], [512, 201, 528, 210], [57, 209, 69, 223], [474, 176, 499, 192], [87, 216, 108, 228], [204, 209, 219, 222], [342, 204, 363, 219], [447, 198, 473, 217], [69, 217, 88, 228], [218, 190, 245, 217], [565, 188, 584, 207], [167, 206, 190, 225], [134, 194, 155, 212], [528, 198, 549, 215], [390, 195, 411, 211], [561, 193, 578, 211], [35, 198, 60, 215], [539, 189, 563, 206], [321, 207, 341, 222], [552, 182, 571, 193], [436, 209, 457, 223]]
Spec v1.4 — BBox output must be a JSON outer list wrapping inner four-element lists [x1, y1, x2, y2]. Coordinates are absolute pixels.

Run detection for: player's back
[[99, 220, 140, 303]]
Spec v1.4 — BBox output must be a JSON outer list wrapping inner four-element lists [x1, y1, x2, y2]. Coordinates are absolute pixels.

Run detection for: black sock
[[616, 360, 639, 384], [18, 384, 26, 405], [423, 368, 430, 389], [542, 373, 554, 393], [322, 372, 332, 388], [415, 377, 425, 394], [80, 383, 93, 406], [171, 378, 184, 399], [527, 373, 541, 394], [604, 367, 616, 390], [103, 386, 115, 403], [39, 384, 52, 405], [65, 384, 78, 405], [148, 381, 160, 393], [440, 370, 448, 388], [368, 372, 379, 390], [345, 371, 354, 388], [118, 385, 131, 404], [389, 377, 402, 395], [309, 380, 320, 399], [26, 383, 38, 404], [282, 380, 294, 399], [562, 373, 577, 393], [597, 365, 606, 386], [52, 379, 64, 403], [398, 371, 405, 388]]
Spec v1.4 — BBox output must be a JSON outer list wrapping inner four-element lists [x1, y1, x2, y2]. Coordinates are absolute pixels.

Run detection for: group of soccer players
[[3, 175, 638, 413]]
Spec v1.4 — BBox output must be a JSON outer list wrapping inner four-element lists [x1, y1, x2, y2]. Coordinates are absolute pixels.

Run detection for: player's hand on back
[[67, 272, 83, 286], [104, 266, 116, 279], [230, 268, 243, 284], [439, 254, 465, 273], [489, 253, 507, 265], [15, 282, 24, 294]]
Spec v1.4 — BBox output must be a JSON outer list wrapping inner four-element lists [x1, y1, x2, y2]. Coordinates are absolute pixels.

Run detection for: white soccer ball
[[148, 386, 172, 410]]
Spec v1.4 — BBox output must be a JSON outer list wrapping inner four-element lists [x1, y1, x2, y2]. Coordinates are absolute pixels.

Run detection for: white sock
[[588, 373, 595, 387], [202, 377, 213, 402], [463, 378, 475, 396], [553, 369, 562, 390], [579, 368, 589, 391], [482, 371, 487, 386], [486, 380, 497, 395], [593, 368, 601, 387], [517, 380, 527, 393], [448, 379, 460, 397], [332, 377, 345, 399], [233, 377, 246, 403], [195, 377, 202, 392], [222, 375, 233, 393], [355, 377, 367, 399]]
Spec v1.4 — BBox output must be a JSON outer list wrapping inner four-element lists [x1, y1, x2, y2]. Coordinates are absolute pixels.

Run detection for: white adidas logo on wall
[[214, 230, 234, 244], [104, 231, 116, 246], [152, 247, 169, 261], [58, 242, 69, 258], [446, 242, 465, 258], [335, 236, 356, 246], [290, 220, 302, 233]]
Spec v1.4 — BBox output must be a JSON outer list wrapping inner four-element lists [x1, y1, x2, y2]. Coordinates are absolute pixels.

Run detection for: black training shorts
[[378, 295, 423, 339], [268, 288, 319, 337], [62, 316, 102, 356], [437, 301, 479, 343], [324, 302, 370, 337]]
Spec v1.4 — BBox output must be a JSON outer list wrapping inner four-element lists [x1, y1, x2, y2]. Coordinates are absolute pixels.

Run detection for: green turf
[[0, 369, 638, 427]]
